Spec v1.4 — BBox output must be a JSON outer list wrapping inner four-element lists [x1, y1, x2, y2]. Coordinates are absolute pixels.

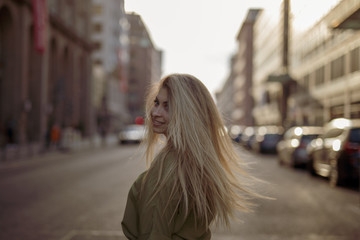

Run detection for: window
[[64, 0, 74, 26], [93, 5, 103, 15], [315, 66, 324, 86], [93, 23, 103, 33], [350, 47, 359, 73], [330, 105, 344, 119], [330, 55, 345, 80], [94, 59, 102, 65], [93, 41, 102, 50], [48, 0, 58, 14], [303, 74, 310, 91], [349, 128, 360, 143]]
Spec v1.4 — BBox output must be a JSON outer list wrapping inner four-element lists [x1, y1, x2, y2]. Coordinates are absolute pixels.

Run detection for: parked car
[[229, 125, 244, 143], [118, 124, 145, 144], [277, 126, 323, 167], [306, 138, 322, 175], [240, 126, 257, 149], [307, 118, 360, 186], [252, 126, 283, 154]]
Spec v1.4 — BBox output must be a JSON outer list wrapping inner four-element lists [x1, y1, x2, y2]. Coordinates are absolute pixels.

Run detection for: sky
[[125, 0, 341, 95]]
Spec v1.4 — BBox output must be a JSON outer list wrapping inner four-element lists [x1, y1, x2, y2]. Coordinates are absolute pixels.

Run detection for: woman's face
[[151, 87, 170, 135]]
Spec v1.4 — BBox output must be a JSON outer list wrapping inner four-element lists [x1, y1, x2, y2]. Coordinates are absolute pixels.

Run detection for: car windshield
[[301, 134, 319, 143], [323, 128, 344, 138], [348, 128, 360, 143], [264, 134, 282, 140]]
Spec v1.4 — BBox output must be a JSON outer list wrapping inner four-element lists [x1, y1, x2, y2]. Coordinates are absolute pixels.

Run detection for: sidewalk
[[0, 134, 118, 167]]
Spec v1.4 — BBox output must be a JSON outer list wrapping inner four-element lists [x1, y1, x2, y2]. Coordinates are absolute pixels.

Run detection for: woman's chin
[[153, 126, 166, 135]]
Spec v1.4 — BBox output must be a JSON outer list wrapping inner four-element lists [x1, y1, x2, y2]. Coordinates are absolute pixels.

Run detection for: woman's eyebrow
[[157, 97, 167, 104]]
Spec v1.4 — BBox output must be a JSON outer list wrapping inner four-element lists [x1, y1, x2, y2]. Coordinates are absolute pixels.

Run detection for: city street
[[0, 145, 359, 240]]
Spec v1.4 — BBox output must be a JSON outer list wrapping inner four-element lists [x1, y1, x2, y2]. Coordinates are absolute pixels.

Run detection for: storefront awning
[[331, 6, 360, 29], [267, 73, 294, 84]]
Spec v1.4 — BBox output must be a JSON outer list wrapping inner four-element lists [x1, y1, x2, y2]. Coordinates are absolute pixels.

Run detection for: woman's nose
[[152, 106, 162, 116]]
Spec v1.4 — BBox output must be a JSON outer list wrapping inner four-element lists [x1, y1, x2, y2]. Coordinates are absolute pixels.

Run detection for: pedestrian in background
[[122, 74, 259, 239], [5, 118, 16, 145], [50, 123, 61, 148]]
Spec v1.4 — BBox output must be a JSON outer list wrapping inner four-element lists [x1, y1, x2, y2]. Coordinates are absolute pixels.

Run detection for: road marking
[[212, 233, 353, 240], [60, 230, 126, 240]]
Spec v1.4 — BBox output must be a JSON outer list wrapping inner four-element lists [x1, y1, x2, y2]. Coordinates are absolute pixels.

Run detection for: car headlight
[[332, 139, 341, 151], [291, 139, 300, 148]]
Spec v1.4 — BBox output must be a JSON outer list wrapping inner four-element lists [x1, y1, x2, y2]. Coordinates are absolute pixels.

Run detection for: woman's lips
[[152, 119, 163, 126]]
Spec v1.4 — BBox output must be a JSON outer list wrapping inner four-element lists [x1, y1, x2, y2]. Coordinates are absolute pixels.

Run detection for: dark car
[[277, 126, 323, 167], [252, 126, 283, 154], [229, 125, 244, 143], [240, 126, 257, 149], [307, 118, 360, 186]]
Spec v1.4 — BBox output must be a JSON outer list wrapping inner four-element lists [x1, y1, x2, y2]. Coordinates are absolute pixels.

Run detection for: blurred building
[[216, 55, 237, 127], [290, 0, 360, 125], [251, 0, 357, 128], [0, 0, 94, 159], [47, 0, 94, 136], [252, 1, 289, 127], [234, 9, 261, 127], [91, 0, 130, 135], [216, 9, 260, 128], [126, 12, 162, 121], [219, 0, 359, 129]]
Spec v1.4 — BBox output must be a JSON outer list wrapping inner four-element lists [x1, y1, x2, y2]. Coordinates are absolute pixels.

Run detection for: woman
[[122, 74, 256, 239]]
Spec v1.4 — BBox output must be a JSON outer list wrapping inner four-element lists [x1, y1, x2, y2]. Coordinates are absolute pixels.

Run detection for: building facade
[[91, 0, 130, 134], [252, 3, 285, 127], [0, 0, 94, 160], [216, 9, 261, 128], [290, 0, 360, 125], [126, 12, 162, 121], [219, 0, 359, 130], [234, 9, 260, 127], [216, 55, 237, 127]]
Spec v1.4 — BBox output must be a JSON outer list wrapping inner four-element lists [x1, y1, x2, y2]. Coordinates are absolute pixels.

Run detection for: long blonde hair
[[143, 73, 255, 227]]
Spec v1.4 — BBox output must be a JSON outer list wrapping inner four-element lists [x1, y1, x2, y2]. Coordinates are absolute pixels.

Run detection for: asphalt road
[[0, 145, 359, 240]]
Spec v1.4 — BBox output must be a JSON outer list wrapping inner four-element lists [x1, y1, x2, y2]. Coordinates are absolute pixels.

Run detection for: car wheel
[[278, 155, 284, 165], [307, 158, 316, 176], [329, 158, 343, 187], [291, 155, 297, 168]]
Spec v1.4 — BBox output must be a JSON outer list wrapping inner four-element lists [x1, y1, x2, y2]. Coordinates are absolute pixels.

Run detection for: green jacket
[[122, 152, 211, 240]]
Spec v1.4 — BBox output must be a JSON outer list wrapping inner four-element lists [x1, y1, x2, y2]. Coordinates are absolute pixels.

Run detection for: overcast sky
[[125, 0, 341, 95]]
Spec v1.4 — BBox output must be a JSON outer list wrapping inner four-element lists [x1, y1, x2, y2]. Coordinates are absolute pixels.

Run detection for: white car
[[307, 118, 360, 186], [118, 125, 145, 144]]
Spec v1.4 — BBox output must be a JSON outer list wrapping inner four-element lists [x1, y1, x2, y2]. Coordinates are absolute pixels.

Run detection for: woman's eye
[[154, 99, 159, 106]]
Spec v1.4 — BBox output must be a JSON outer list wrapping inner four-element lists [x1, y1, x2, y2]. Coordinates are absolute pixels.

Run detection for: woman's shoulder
[[136, 171, 147, 182], [131, 170, 147, 191], [164, 149, 177, 161], [146, 149, 178, 186], [151, 148, 177, 166]]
